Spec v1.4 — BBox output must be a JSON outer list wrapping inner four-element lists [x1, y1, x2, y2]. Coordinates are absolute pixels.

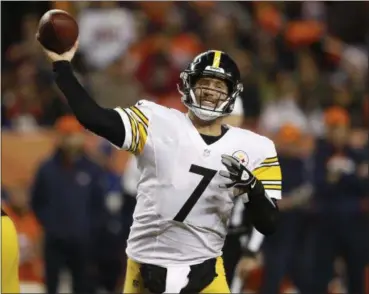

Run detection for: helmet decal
[[212, 50, 222, 68]]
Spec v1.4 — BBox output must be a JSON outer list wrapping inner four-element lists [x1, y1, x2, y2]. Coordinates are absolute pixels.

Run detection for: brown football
[[37, 9, 79, 54]]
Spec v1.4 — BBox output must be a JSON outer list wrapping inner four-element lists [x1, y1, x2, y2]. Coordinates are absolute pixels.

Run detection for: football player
[[39, 41, 282, 293], [1, 208, 20, 293]]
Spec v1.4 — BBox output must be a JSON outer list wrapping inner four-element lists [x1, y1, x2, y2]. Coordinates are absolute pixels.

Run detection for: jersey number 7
[[173, 164, 217, 222]]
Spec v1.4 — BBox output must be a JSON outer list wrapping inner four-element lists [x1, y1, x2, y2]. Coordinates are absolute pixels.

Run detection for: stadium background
[[1, 1, 368, 293]]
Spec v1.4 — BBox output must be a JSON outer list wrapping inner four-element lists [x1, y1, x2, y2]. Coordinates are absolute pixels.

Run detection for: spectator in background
[[4, 14, 42, 66], [1, 12, 70, 131], [258, 71, 315, 154], [309, 106, 369, 294], [2, 54, 69, 130], [259, 124, 313, 294], [2, 58, 43, 131], [78, 1, 137, 70], [297, 50, 328, 137], [202, 12, 239, 52], [230, 49, 261, 129], [87, 54, 144, 109], [135, 50, 180, 101], [3, 12, 55, 86], [31, 115, 106, 294], [259, 72, 308, 135], [92, 141, 135, 293], [2, 183, 43, 292]]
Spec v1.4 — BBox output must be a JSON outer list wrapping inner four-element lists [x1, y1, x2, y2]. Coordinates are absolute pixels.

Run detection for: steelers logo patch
[[232, 150, 249, 167]]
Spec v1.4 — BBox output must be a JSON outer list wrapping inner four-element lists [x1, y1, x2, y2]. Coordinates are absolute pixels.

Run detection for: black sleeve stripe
[[265, 156, 278, 161], [262, 156, 278, 164]]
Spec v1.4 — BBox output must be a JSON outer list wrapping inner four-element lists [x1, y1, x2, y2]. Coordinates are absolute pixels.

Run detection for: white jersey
[[114, 100, 282, 266]]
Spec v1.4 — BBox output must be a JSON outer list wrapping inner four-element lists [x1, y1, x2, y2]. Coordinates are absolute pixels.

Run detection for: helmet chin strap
[[191, 107, 223, 121], [188, 88, 229, 121]]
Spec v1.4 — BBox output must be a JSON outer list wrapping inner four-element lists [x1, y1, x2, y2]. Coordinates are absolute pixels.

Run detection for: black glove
[[219, 154, 263, 196]]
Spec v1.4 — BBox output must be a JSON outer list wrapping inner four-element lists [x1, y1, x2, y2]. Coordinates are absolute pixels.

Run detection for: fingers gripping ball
[[37, 9, 79, 54]]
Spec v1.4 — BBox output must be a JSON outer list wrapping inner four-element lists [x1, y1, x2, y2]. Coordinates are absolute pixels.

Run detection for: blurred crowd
[[1, 1, 368, 293]]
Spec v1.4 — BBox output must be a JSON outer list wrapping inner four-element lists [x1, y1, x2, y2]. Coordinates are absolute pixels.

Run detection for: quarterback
[[39, 40, 282, 293]]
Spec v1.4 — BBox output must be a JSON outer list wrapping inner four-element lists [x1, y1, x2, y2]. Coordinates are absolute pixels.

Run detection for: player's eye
[[199, 81, 210, 87]]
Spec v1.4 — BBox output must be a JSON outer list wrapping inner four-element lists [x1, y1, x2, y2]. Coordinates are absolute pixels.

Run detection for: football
[[37, 9, 79, 54]]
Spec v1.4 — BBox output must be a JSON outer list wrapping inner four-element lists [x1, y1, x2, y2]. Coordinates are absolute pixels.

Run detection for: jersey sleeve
[[252, 141, 282, 200], [113, 100, 152, 155]]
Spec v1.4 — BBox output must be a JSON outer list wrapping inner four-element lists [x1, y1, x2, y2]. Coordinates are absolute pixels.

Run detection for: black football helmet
[[178, 50, 243, 121]]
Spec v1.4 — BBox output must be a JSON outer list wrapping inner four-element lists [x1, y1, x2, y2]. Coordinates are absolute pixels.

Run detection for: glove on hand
[[219, 154, 262, 196]]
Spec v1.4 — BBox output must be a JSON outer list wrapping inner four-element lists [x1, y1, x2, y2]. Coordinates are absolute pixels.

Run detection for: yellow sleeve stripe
[[132, 116, 142, 153], [126, 110, 140, 153], [253, 165, 282, 181], [136, 121, 148, 155], [261, 156, 278, 164], [263, 185, 282, 190], [123, 109, 149, 155], [130, 106, 149, 128]]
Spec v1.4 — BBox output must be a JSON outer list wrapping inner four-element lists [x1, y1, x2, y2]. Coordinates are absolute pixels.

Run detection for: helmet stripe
[[212, 51, 222, 68]]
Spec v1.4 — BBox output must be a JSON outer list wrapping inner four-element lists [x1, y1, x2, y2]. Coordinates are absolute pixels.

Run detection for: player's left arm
[[247, 148, 281, 235], [220, 142, 281, 235]]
